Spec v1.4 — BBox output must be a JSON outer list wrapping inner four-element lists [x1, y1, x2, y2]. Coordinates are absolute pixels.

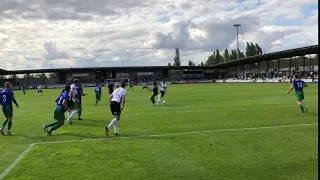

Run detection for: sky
[[0, 0, 318, 70]]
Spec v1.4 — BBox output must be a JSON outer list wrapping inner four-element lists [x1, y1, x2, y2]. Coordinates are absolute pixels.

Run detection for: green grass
[[0, 83, 318, 180]]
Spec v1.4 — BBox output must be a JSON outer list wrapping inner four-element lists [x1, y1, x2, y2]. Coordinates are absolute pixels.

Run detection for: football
[[163, 101, 166, 104]]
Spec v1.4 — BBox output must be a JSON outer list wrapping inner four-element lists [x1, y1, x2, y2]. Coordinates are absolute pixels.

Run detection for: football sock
[[113, 120, 118, 133], [68, 110, 78, 120], [8, 121, 12, 130], [78, 109, 82, 118], [107, 118, 117, 129], [157, 95, 161, 102], [299, 104, 304, 112], [48, 122, 58, 127], [2, 120, 8, 128], [150, 96, 155, 104], [301, 103, 307, 109], [49, 124, 61, 132]]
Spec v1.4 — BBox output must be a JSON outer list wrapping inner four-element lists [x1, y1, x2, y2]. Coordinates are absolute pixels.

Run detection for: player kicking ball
[[105, 82, 127, 136], [43, 84, 72, 135], [157, 80, 167, 105], [34, 85, 43, 96], [0, 82, 19, 135], [287, 74, 309, 113], [150, 82, 158, 106]]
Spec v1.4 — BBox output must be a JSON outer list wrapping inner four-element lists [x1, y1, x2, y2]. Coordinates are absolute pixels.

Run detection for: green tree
[[173, 48, 181, 66], [224, 49, 229, 62], [167, 63, 171, 66], [255, 43, 263, 54], [188, 60, 196, 66], [215, 49, 223, 64], [229, 50, 238, 60]]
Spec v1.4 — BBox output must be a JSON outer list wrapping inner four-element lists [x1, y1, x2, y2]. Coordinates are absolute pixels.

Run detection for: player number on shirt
[[296, 82, 303, 88], [2, 95, 6, 102]]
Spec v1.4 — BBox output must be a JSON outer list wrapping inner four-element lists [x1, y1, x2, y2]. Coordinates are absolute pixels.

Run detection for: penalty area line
[[0, 123, 318, 179]]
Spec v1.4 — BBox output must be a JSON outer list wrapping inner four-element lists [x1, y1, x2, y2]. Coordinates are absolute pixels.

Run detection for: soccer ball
[[162, 101, 166, 104]]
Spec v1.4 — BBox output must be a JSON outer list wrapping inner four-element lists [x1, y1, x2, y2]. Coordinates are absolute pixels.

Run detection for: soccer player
[[0, 82, 19, 135], [150, 82, 158, 106], [105, 82, 127, 136], [157, 80, 167, 104], [43, 84, 72, 135], [115, 81, 119, 88], [129, 81, 134, 91], [22, 84, 27, 96], [287, 74, 309, 113], [34, 85, 43, 96], [142, 82, 150, 91], [108, 82, 115, 95], [95, 85, 102, 105]]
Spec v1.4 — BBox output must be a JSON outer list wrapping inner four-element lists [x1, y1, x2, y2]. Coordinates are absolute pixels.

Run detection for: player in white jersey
[[115, 82, 119, 88], [142, 82, 150, 91], [34, 85, 43, 96], [105, 82, 127, 136], [66, 79, 79, 124], [157, 81, 167, 104]]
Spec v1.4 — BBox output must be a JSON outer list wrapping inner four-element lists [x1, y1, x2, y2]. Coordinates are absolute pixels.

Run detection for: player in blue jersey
[[22, 84, 27, 96], [95, 85, 102, 105], [287, 74, 309, 113], [150, 82, 158, 106], [0, 82, 19, 135], [43, 84, 72, 135], [75, 83, 87, 120]]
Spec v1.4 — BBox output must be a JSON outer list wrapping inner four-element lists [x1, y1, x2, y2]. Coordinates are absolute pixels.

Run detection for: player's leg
[[296, 92, 307, 113], [1, 106, 10, 135], [106, 102, 120, 136], [46, 109, 65, 135], [150, 94, 156, 105], [6, 108, 14, 135], [77, 100, 83, 120]]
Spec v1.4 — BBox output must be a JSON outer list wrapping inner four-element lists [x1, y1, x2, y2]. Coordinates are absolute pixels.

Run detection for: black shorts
[[143, 86, 148, 89], [160, 91, 165, 98], [110, 101, 121, 116], [67, 100, 76, 109], [37, 90, 43, 93]]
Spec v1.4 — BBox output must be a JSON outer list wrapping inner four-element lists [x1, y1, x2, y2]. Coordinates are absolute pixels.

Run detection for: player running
[[95, 85, 102, 105], [34, 85, 43, 96], [129, 81, 134, 91], [105, 82, 127, 136], [108, 82, 115, 95], [0, 82, 19, 135], [142, 82, 150, 91], [287, 74, 309, 113], [150, 82, 158, 106], [66, 79, 87, 123], [43, 84, 72, 135], [157, 80, 167, 104], [22, 84, 27, 96]]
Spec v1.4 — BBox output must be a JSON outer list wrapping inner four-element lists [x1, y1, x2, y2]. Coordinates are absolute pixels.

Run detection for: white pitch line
[[0, 123, 318, 180]]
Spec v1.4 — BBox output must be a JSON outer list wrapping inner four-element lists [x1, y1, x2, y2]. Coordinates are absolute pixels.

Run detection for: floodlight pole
[[234, 24, 241, 78]]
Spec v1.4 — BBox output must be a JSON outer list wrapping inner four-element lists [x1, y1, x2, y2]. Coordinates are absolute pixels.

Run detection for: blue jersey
[[153, 85, 158, 95], [75, 86, 83, 100], [56, 92, 70, 112], [95, 87, 101, 94], [292, 79, 305, 92], [1, 89, 17, 107]]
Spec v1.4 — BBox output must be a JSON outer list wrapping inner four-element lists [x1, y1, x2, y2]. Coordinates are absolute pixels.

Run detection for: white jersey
[[143, 82, 147, 87], [37, 86, 42, 90], [160, 82, 167, 92], [111, 87, 127, 103], [115, 82, 119, 87], [70, 84, 77, 101]]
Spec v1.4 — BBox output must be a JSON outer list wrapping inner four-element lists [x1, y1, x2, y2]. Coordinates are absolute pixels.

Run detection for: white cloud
[[0, 0, 318, 70]]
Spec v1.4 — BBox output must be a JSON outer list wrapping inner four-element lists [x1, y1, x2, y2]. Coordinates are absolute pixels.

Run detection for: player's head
[[64, 84, 71, 92], [153, 82, 157, 86], [120, 82, 126, 88], [163, 80, 166, 83], [293, 74, 300, 79], [65, 82, 70, 86], [73, 79, 80, 85], [4, 82, 12, 89]]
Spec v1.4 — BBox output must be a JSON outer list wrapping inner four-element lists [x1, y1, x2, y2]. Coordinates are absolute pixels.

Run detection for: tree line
[[169, 42, 264, 66]]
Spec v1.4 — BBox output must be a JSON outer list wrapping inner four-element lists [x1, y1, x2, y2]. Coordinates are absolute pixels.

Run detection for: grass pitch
[[0, 83, 318, 180]]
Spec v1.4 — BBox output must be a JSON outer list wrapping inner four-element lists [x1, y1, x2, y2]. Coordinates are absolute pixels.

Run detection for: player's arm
[[81, 88, 87, 96], [121, 95, 126, 110], [303, 82, 308, 87], [109, 92, 114, 100], [12, 94, 19, 108], [287, 85, 294, 94]]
